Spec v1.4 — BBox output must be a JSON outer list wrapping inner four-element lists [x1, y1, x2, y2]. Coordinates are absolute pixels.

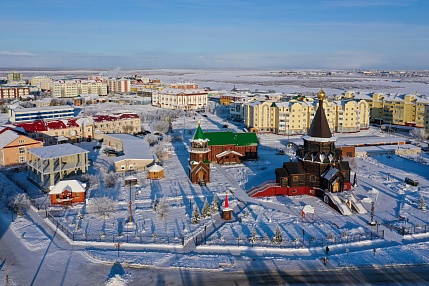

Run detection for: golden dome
[[317, 89, 326, 100]]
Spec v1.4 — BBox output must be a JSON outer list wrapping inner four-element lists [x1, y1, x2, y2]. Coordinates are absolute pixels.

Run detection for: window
[[19, 156, 25, 163], [19, 139, 24, 144], [75, 193, 80, 198], [310, 176, 316, 182], [293, 176, 298, 181], [121, 165, 125, 170], [292, 189, 297, 193], [18, 147, 25, 154]]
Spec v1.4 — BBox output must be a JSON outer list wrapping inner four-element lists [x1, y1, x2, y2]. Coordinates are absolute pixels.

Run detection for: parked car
[[93, 145, 101, 150], [222, 124, 228, 128], [405, 177, 419, 186]]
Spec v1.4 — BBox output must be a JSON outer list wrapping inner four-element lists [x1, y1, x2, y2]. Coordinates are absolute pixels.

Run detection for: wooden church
[[275, 89, 352, 196]]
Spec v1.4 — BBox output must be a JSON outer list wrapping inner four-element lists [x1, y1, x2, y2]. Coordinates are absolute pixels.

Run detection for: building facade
[[9, 105, 75, 123], [51, 80, 108, 97], [0, 130, 43, 166], [152, 88, 208, 111], [27, 143, 89, 190], [0, 86, 31, 99], [92, 113, 141, 137]]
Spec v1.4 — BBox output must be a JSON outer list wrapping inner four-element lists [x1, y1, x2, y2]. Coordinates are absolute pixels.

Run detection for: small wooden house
[[148, 164, 164, 180], [49, 180, 86, 206]]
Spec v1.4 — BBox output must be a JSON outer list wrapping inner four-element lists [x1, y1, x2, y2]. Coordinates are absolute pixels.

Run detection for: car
[[93, 145, 101, 150], [202, 114, 208, 117], [222, 124, 228, 128], [103, 148, 117, 156], [405, 177, 419, 186], [116, 151, 124, 157]]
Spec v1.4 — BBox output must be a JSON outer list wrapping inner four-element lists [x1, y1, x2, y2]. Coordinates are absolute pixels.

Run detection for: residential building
[[30, 76, 52, 91], [425, 104, 429, 135], [169, 82, 199, 89], [0, 86, 31, 99], [27, 143, 89, 190], [152, 88, 208, 111], [7, 72, 23, 83], [9, 105, 75, 123], [0, 130, 43, 166], [357, 92, 429, 127], [92, 112, 141, 138], [51, 80, 108, 97], [244, 97, 369, 135], [108, 78, 131, 94], [103, 134, 154, 172], [14, 117, 94, 145]]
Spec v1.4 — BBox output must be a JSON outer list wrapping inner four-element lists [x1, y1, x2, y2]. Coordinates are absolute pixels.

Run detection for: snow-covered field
[[1, 70, 429, 285]]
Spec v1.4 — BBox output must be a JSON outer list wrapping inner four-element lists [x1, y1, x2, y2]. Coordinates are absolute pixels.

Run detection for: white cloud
[[0, 51, 37, 56]]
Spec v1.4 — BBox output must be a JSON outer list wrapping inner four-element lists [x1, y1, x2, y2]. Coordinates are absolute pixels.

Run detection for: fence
[[205, 230, 384, 249], [46, 212, 185, 246]]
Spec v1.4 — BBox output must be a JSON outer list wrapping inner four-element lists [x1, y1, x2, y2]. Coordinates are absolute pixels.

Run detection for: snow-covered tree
[[104, 172, 117, 188], [202, 198, 211, 218], [211, 195, 220, 212], [191, 203, 201, 224], [87, 197, 116, 217], [153, 145, 167, 161], [272, 226, 283, 244], [418, 196, 426, 210], [146, 134, 159, 146], [9, 193, 31, 216], [156, 197, 170, 222]]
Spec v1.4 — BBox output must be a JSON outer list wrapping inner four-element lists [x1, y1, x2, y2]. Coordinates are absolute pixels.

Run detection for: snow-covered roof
[[148, 164, 164, 172], [28, 143, 89, 159], [0, 130, 20, 149], [321, 166, 339, 180], [104, 134, 153, 162], [49, 180, 86, 194]]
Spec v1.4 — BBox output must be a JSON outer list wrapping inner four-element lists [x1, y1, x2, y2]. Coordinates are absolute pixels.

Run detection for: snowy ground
[[1, 70, 429, 285]]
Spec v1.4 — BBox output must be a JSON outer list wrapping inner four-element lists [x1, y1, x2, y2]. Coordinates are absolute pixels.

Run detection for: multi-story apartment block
[[9, 105, 75, 123], [92, 113, 141, 138], [108, 78, 131, 94], [425, 105, 429, 135], [30, 76, 52, 91], [51, 80, 108, 98], [7, 72, 22, 83], [244, 97, 369, 135], [0, 86, 31, 99], [169, 82, 199, 89], [358, 92, 429, 128], [333, 100, 370, 132], [243, 101, 277, 133], [151, 88, 208, 111]]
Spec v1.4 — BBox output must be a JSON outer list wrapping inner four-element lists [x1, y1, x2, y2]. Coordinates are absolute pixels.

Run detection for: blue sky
[[1, 0, 428, 69]]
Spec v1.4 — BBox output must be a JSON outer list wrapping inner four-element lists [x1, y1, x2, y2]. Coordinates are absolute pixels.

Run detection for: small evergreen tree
[[272, 226, 283, 244], [211, 195, 220, 212], [202, 198, 211, 218], [419, 196, 426, 210], [191, 203, 201, 224], [250, 228, 257, 243]]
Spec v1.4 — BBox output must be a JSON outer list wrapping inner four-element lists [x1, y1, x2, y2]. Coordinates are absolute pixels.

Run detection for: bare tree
[[146, 134, 159, 146], [88, 197, 116, 217], [9, 193, 31, 216], [156, 197, 170, 224], [153, 145, 167, 161], [104, 172, 117, 188]]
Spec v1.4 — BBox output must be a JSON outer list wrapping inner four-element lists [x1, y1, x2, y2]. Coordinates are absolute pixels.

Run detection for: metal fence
[[204, 230, 384, 249], [46, 212, 185, 246]]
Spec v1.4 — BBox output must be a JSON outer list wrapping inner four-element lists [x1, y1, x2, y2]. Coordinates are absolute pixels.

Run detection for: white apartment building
[[151, 88, 208, 111], [30, 76, 52, 91], [51, 80, 108, 98]]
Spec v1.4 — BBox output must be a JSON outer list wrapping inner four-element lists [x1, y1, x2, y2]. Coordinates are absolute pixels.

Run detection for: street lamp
[[128, 182, 133, 224]]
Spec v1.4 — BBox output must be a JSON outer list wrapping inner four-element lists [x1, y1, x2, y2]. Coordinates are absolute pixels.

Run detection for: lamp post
[[128, 182, 133, 224]]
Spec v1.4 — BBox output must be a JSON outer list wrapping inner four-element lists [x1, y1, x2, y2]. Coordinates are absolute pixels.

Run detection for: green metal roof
[[204, 131, 258, 146], [193, 124, 205, 140]]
